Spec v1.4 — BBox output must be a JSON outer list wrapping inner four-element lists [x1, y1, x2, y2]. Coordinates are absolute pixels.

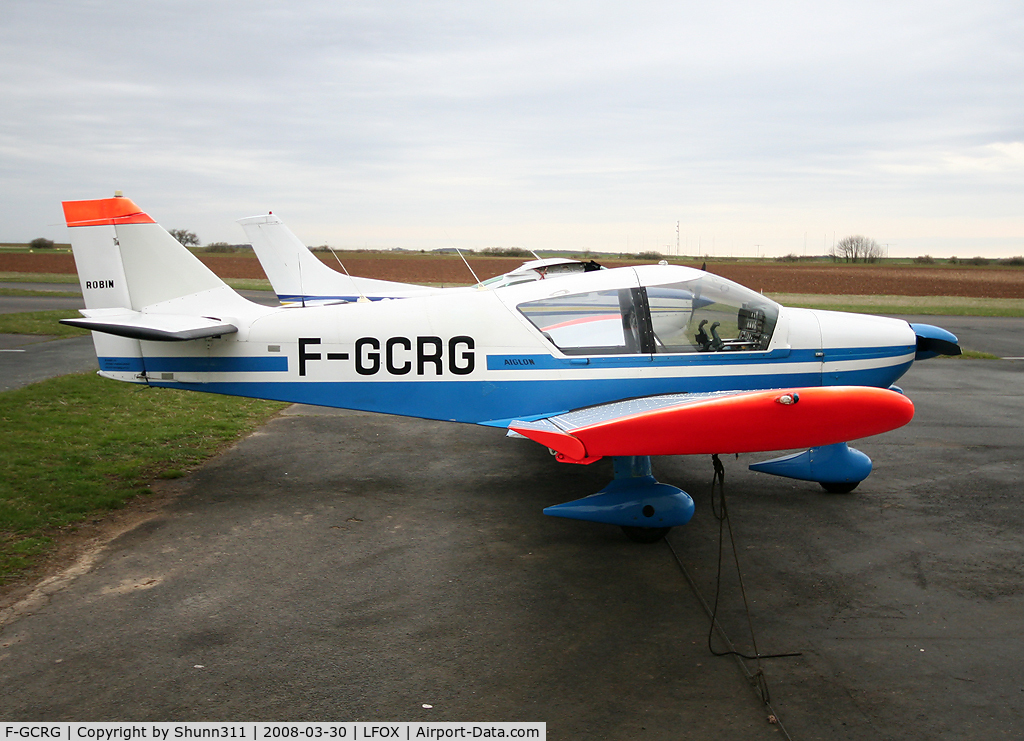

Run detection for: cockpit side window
[[518, 288, 646, 355], [518, 275, 778, 356], [647, 276, 779, 353]]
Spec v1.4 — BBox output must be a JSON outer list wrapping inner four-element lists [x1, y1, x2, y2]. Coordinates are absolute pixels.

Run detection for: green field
[[770, 293, 1024, 317], [0, 310, 89, 337], [0, 288, 81, 298], [0, 271, 80, 283], [0, 374, 287, 587], [0, 273, 272, 293]]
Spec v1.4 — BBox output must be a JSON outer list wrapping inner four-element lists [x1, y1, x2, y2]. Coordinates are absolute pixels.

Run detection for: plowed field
[[3, 252, 1023, 298]]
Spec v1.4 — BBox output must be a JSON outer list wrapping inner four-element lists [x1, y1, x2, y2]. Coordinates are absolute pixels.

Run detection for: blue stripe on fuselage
[[277, 294, 390, 304], [148, 373, 819, 423], [486, 344, 913, 371], [99, 356, 145, 372], [823, 360, 913, 387], [99, 356, 289, 373], [147, 360, 909, 425], [102, 345, 910, 376]]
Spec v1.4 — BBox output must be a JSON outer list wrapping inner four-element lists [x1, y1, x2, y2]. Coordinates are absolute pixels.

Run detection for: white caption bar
[[1, 723, 545, 741]]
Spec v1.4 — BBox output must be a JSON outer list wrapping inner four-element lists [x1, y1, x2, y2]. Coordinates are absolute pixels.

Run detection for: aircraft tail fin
[[238, 213, 429, 305], [63, 195, 228, 312], [62, 195, 255, 383]]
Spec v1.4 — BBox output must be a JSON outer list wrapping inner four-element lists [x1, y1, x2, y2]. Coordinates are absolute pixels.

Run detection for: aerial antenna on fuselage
[[445, 230, 483, 287], [324, 242, 370, 303]]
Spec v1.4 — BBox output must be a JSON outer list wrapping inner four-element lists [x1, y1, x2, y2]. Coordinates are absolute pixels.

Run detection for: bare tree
[[830, 235, 884, 263], [169, 229, 199, 247]]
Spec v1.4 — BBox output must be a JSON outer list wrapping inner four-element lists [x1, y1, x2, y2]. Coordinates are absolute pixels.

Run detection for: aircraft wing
[[60, 308, 237, 342], [509, 386, 914, 463]]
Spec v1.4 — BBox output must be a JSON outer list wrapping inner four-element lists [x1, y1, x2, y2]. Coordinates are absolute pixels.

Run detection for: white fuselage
[[96, 265, 918, 426]]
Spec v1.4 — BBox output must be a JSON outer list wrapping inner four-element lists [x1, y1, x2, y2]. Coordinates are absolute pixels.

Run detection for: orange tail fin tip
[[62, 197, 155, 228]]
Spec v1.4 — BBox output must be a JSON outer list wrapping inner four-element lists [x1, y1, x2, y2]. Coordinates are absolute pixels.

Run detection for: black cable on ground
[[708, 455, 801, 668], [666, 454, 801, 738]]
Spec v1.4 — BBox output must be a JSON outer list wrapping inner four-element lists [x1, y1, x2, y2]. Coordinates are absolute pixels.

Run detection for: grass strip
[[0, 310, 88, 337], [223, 278, 272, 291], [0, 373, 287, 585], [769, 293, 1024, 317], [953, 350, 1001, 359], [0, 288, 81, 298], [798, 303, 1024, 317], [0, 272, 79, 284], [0, 272, 272, 291]]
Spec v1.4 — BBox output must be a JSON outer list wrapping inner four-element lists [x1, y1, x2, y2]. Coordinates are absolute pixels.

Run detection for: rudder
[[63, 195, 226, 311], [62, 194, 245, 384]]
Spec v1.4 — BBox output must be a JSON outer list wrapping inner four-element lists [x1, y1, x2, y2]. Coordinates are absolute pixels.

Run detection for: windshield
[[647, 275, 779, 352], [516, 273, 779, 356]]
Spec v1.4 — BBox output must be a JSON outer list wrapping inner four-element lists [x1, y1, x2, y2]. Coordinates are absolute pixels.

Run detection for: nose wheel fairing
[[749, 442, 872, 489]]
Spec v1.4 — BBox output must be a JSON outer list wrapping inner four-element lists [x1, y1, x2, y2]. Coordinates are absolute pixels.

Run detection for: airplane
[[237, 211, 598, 306], [60, 194, 962, 543]]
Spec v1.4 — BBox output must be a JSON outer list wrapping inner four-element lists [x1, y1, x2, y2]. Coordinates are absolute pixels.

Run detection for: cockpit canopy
[[480, 257, 602, 290], [517, 271, 779, 356]]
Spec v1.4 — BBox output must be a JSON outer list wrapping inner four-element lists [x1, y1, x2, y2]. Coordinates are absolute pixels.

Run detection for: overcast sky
[[2, 0, 1021, 256]]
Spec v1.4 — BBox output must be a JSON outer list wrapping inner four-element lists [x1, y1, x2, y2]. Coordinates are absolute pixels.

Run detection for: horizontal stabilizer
[[510, 386, 915, 462], [61, 309, 237, 342]]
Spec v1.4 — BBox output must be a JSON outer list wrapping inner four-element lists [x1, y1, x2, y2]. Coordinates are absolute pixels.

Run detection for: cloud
[[1, 0, 1022, 255]]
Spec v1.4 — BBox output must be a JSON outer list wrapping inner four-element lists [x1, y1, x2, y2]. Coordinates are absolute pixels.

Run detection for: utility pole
[[676, 221, 680, 256]]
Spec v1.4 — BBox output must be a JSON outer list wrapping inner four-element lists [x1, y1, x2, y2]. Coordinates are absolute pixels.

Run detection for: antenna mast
[[444, 231, 481, 285], [325, 244, 369, 303]]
